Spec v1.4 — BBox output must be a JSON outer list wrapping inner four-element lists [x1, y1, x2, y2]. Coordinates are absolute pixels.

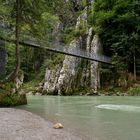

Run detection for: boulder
[[53, 123, 64, 129]]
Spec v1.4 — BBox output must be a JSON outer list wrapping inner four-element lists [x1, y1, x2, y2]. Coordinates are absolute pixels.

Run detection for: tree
[[93, 0, 140, 81], [0, 0, 47, 80], [13, 0, 20, 80]]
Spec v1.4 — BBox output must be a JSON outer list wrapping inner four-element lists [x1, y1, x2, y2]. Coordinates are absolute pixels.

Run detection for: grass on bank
[[127, 86, 140, 96]]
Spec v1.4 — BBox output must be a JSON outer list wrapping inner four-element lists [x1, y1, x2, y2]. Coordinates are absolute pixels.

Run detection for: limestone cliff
[[42, 9, 102, 95]]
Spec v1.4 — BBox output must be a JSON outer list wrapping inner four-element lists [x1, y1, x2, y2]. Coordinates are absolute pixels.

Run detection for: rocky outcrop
[[90, 35, 101, 91], [9, 70, 25, 94], [43, 9, 102, 95], [43, 39, 82, 95], [43, 65, 61, 94], [15, 70, 24, 90], [56, 39, 82, 94]]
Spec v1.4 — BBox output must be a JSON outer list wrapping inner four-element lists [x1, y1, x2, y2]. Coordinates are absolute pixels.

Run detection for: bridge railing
[[41, 40, 111, 63], [0, 26, 111, 64]]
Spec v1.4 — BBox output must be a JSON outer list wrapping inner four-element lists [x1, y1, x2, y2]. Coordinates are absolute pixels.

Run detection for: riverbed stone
[[53, 123, 64, 129]]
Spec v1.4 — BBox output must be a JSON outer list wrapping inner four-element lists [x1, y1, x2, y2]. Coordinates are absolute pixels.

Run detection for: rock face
[[15, 70, 24, 90], [43, 66, 62, 94], [43, 10, 102, 95], [56, 38, 82, 94], [90, 35, 101, 91]]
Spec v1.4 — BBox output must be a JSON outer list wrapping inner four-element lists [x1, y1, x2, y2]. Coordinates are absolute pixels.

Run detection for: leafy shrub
[[0, 93, 27, 107], [61, 27, 76, 44], [74, 28, 86, 37], [127, 87, 140, 96]]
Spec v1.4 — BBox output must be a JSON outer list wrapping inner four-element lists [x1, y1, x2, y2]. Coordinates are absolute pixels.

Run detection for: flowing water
[[19, 96, 140, 140]]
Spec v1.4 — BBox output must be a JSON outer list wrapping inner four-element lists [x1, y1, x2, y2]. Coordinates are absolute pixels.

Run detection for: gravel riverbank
[[0, 108, 82, 140]]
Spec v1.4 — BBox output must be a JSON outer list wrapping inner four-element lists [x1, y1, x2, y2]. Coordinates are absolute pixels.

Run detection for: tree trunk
[[134, 47, 136, 82], [15, 0, 20, 74], [10, 0, 20, 81]]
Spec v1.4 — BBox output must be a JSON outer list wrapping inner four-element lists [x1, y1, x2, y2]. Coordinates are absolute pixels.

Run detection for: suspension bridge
[[0, 26, 111, 64]]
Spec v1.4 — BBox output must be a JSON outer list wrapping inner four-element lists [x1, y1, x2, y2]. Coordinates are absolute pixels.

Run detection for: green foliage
[[127, 86, 140, 96], [74, 21, 87, 37], [1, 0, 89, 82], [22, 53, 64, 93], [0, 82, 15, 93], [111, 53, 128, 72], [61, 27, 75, 44], [5, 43, 15, 74], [0, 81, 27, 106], [42, 54, 64, 70], [62, 19, 87, 43], [0, 93, 27, 106], [51, 0, 86, 27], [2, 0, 140, 94], [91, 0, 140, 85], [22, 79, 40, 92], [100, 64, 118, 87]]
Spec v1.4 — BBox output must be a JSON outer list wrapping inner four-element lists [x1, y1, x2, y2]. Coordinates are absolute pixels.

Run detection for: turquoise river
[[18, 96, 140, 140]]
